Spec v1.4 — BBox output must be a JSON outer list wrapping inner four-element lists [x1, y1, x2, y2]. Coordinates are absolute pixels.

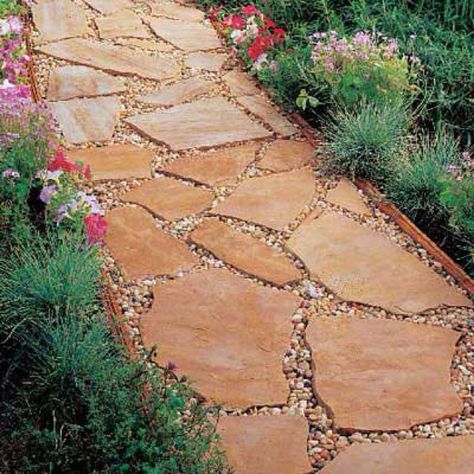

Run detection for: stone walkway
[[31, 1, 474, 472]]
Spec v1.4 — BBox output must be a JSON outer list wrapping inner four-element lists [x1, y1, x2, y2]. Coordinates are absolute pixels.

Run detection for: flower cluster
[[221, 5, 285, 70]]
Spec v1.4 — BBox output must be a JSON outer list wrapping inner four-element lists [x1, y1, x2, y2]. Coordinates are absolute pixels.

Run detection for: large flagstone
[[83, 0, 132, 14], [32, 0, 90, 44], [185, 52, 228, 71], [287, 212, 472, 313], [125, 97, 272, 150], [49, 97, 121, 144], [308, 318, 462, 431], [141, 267, 300, 407], [211, 168, 315, 231], [105, 206, 198, 281], [257, 139, 315, 172], [326, 178, 370, 216], [223, 70, 261, 97], [37, 39, 179, 81], [320, 436, 474, 473], [217, 415, 312, 474], [95, 10, 150, 40], [149, 1, 205, 22]]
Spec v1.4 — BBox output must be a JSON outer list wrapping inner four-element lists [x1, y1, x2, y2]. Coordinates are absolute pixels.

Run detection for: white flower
[[253, 53, 268, 70], [0, 79, 14, 89], [0, 19, 10, 36]]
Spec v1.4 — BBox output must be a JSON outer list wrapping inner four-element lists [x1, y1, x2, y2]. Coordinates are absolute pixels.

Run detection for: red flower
[[248, 41, 264, 61], [209, 6, 222, 21], [242, 4, 260, 16], [48, 149, 92, 179], [272, 28, 286, 43], [230, 14, 245, 30], [84, 214, 107, 244], [263, 17, 277, 29]]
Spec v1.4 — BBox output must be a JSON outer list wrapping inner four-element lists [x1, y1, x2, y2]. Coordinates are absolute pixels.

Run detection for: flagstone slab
[[185, 52, 228, 71], [211, 168, 315, 231], [148, 17, 221, 51], [47, 66, 126, 101], [114, 37, 175, 52], [67, 144, 154, 181], [49, 96, 121, 144], [217, 416, 312, 474], [320, 435, 474, 474], [287, 212, 472, 313], [326, 178, 371, 216], [37, 39, 179, 81], [258, 139, 315, 172], [189, 219, 302, 285], [105, 206, 198, 281], [125, 97, 272, 150], [138, 78, 212, 106], [308, 318, 462, 432], [163, 143, 259, 186], [223, 70, 261, 97], [150, 1, 205, 22], [237, 95, 297, 137], [83, 0, 132, 14], [96, 10, 150, 40], [32, 0, 90, 44], [141, 267, 300, 407], [121, 177, 214, 220]]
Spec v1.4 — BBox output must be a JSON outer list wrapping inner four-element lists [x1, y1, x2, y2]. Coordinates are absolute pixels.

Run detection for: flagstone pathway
[[31, 1, 474, 472]]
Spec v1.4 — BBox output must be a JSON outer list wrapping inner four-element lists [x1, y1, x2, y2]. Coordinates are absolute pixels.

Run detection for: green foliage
[[323, 103, 408, 184], [0, 0, 22, 16]]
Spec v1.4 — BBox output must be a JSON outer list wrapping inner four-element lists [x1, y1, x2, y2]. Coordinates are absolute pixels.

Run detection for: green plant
[[323, 102, 409, 184], [0, 0, 22, 16]]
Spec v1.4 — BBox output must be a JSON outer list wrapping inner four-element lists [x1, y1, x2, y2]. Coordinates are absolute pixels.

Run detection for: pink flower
[[242, 5, 260, 16], [84, 214, 107, 244]]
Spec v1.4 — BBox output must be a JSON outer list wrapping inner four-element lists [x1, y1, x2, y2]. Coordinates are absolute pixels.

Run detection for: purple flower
[[2, 168, 20, 179], [7, 17, 23, 35], [39, 184, 57, 204]]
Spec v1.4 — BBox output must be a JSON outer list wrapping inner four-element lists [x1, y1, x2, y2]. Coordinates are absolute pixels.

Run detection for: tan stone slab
[[185, 52, 227, 71], [287, 212, 472, 313], [258, 139, 315, 172], [121, 177, 214, 220], [217, 416, 312, 474], [125, 97, 272, 151], [49, 96, 121, 145], [47, 66, 126, 101], [67, 144, 154, 181], [212, 168, 315, 231], [150, 1, 205, 22], [163, 143, 259, 186], [105, 206, 198, 281], [32, 0, 90, 44], [237, 95, 297, 137], [189, 219, 302, 285], [138, 77, 212, 106], [141, 267, 300, 407], [115, 37, 175, 52], [308, 318, 462, 431], [326, 178, 371, 216], [83, 0, 132, 14], [148, 17, 221, 51], [223, 70, 261, 97], [37, 39, 179, 82], [320, 436, 474, 474], [96, 10, 150, 40]]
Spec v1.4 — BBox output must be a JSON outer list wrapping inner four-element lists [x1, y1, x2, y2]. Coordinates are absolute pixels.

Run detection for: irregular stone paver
[[212, 168, 315, 231], [115, 37, 175, 52], [257, 139, 315, 172], [163, 143, 259, 186], [49, 97, 121, 144], [125, 97, 272, 150], [320, 436, 474, 473], [95, 10, 150, 40], [32, 0, 90, 44], [185, 52, 228, 71], [47, 66, 126, 101], [37, 39, 179, 81], [326, 178, 371, 216], [308, 318, 462, 431], [150, 1, 205, 22], [138, 78, 212, 106], [141, 267, 300, 407], [287, 212, 472, 313], [121, 177, 214, 220], [237, 95, 297, 137], [217, 416, 312, 474], [83, 0, 132, 14], [148, 18, 221, 51], [105, 206, 198, 281], [223, 70, 261, 97], [189, 219, 302, 285], [67, 144, 154, 181]]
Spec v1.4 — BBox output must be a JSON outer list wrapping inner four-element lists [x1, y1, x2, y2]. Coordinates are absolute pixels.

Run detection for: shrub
[[323, 102, 409, 184], [0, 0, 22, 16]]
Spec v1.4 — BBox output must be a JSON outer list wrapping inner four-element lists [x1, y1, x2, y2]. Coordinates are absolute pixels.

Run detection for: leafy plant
[[0, 0, 22, 16]]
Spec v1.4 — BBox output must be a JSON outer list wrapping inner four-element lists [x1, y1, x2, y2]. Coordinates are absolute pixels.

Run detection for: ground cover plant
[[201, 0, 474, 274]]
